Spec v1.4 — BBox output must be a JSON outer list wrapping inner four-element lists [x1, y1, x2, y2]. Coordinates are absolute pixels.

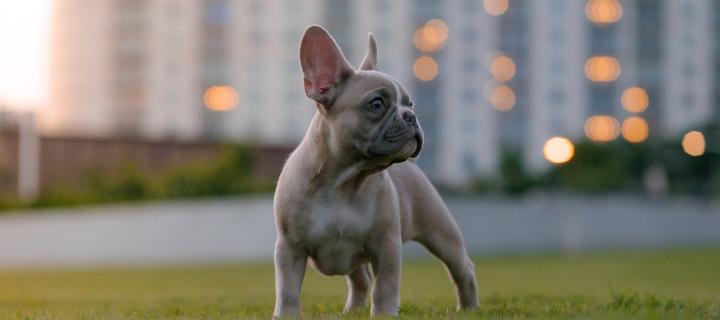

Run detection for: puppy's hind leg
[[343, 264, 372, 312], [415, 207, 479, 310]]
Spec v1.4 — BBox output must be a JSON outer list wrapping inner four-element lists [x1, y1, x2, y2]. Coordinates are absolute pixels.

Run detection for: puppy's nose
[[402, 112, 417, 126]]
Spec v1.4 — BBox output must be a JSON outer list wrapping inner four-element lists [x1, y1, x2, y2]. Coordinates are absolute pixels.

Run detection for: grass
[[1, 248, 719, 319]]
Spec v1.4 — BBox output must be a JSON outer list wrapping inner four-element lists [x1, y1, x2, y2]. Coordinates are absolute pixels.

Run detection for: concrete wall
[[0, 129, 19, 198], [0, 130, 292, 199]]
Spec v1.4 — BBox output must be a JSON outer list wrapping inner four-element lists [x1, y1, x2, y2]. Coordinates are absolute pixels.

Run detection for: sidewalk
[[1, 195, 719, 268]]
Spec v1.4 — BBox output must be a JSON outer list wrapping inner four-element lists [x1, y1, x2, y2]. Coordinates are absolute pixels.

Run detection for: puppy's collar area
[[331, 163, 363, 190], [304, 117, 378, 192]]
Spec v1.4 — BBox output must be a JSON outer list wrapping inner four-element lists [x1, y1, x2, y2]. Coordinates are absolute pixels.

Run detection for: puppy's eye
[[368, 98, 384, 112], [408, 101, 414, 108]]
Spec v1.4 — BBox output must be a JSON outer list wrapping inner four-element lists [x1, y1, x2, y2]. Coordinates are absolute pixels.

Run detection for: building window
[[462, 89, 476, 103], [463, 120, 474, 134], [683, 62, 695, 77], [550, 0, 564, 13], [682, 2, 695, 18], [376, 0, 389, 12], [549, 89, 565, 104], [550, 59, 565, 73], [248, 0, 263, 14], [463, 28, 477, 42], [590, 85, 613, 114], [248, 91, 262, 104], [287, 0, 302, 12], [463, 152, 475, 173], [462, 58, 477, 73], [205, 1, 231, 26], [550, 118, 565, 133], [248, 30, 265, 45], [683, 93, 695, 109], [463, 0, 477, 12], [377, 28, 391, 43], [682, 34, 694, 46], [549, 28, 565, 43]]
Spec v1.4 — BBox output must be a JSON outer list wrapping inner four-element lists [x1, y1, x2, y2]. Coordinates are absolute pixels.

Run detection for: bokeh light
[[621, 116, 649, 143], [490, 55, 516, 82], [621, 86, 649, 113], [413, 56, 439, 81], [543, 136, 575, 164], [203, 86, 238, 111], [585, 0, 623, 25], [585, 56, 621, 82], [414, 19, 448, 52], [585, 115, 620, 142], [682, 131, 706, 157], [483, 0, 509, 16], [489, 84, 516, 111]]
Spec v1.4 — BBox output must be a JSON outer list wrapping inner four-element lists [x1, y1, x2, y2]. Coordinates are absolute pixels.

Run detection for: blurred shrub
[[89, 164, 153, 200], [668, 125, 719, 195], [469, 152, 535, 196], [499, 152, 535, 194], [0, 196, 20, 210], [546, 142, 627, 193], [31, 189, 94, 208], [712, 170, 720, 198], [469, 176, 495, 194], [22, 144, 275, 209], [546, 138, 718, 196], [468, 129, 719, 197], [162, 145, 258, 197]]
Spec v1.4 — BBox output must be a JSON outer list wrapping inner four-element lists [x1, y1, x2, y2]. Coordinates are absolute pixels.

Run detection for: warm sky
[[0, 0, 52, 111]]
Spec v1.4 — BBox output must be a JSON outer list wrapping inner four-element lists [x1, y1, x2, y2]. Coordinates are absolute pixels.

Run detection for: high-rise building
[[46, 0, 115, 136], [660, 0, 714, 135], [45, 0, 719, 185], [525, 0, 587, 172], [46, 0, 205, 140]]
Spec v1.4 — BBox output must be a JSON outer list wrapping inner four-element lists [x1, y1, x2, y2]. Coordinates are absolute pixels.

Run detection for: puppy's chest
[[296, 199, 375, 275], [303, 199, 375, 245]]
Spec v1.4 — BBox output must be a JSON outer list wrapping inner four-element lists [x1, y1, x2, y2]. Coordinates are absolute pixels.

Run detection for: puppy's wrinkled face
[[330, 71, 423, 166], [299, 25, 424, 168]]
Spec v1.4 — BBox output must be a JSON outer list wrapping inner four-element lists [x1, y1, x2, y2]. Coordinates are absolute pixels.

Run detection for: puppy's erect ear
[[359, 33, 377, 71], [299, 25, 353, 108]]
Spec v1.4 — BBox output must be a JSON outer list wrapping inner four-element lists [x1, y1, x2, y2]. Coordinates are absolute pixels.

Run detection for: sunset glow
[[0, 0, 51, 111]]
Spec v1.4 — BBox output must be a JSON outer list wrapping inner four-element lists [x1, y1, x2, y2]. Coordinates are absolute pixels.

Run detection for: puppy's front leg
[[344, 265, 371, 312], [273, 239, 307, 318], [370, 236, 402, 316]]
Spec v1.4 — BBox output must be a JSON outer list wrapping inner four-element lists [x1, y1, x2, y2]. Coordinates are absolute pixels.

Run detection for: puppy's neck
[[300, 113, 378, 194]]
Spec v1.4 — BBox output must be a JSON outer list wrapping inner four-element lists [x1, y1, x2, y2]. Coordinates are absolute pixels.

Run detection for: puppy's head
[[299, 25, 424, 169]]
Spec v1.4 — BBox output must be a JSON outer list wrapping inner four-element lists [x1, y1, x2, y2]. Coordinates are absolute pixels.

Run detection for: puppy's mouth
[[411, 132, 423, 158]]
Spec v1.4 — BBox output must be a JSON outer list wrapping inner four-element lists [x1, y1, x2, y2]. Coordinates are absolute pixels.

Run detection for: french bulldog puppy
[[273, 25, 478, 317]]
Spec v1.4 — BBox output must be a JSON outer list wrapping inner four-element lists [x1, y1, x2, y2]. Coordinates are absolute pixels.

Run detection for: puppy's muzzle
[[401, 110, 423, 158], [411, 131, 423, 158]]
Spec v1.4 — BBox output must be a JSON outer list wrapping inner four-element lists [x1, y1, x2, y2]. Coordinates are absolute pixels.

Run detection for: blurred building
[[45, 0, 720, 185]]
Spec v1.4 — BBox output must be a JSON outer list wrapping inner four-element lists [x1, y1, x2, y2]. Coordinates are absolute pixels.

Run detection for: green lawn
[[1, 248, 719, 319]]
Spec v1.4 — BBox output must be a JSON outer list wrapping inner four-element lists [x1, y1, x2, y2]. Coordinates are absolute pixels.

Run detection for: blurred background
[[0, 0, 719, 267]]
